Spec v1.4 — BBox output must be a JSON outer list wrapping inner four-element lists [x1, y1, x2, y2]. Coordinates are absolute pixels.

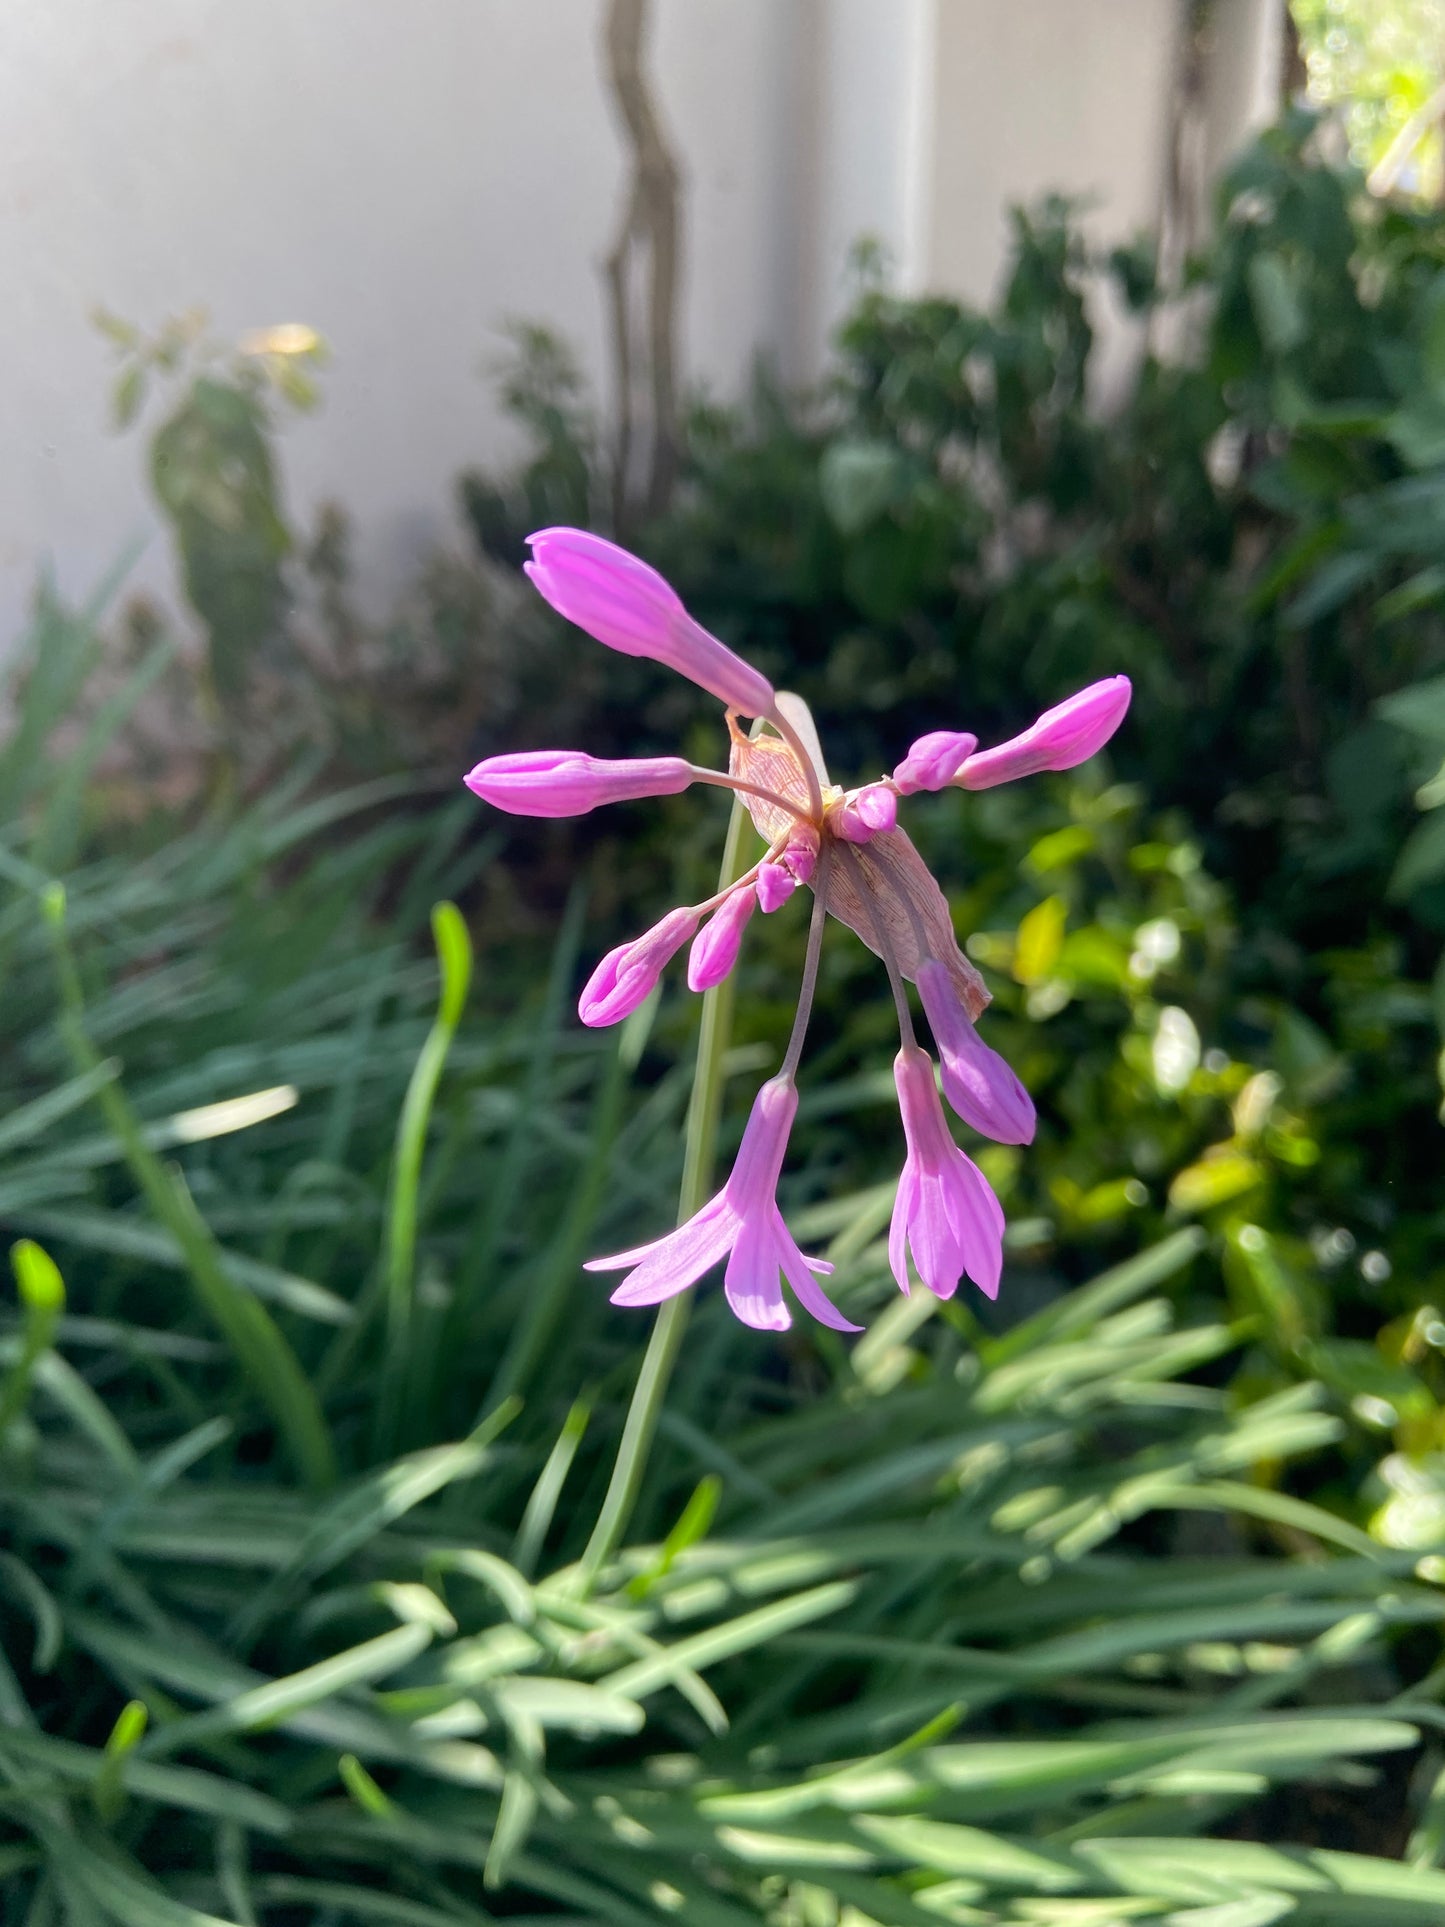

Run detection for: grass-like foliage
[[1, 597, 1442, 1919]]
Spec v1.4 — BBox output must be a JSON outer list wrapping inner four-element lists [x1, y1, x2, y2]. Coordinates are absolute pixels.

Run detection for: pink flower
[[462, 527, 1132, 1333], [526, 527, 774, 716], [892, 731, 978, 795], [890, 1047, 1005, 1301], [917, 960, 1035, 1145], [688, 884, 756, 991], [953, 677, 1132, 790], [464, 749, 695, 817], [586, 1076, 860, 1331], [578, 908, 699, 1027]]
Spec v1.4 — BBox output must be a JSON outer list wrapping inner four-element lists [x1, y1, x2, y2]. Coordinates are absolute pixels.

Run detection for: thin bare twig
[[602, 0, 682, 529]]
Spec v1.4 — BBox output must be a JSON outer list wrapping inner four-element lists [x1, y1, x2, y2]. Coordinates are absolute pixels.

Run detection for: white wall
[[0, 0, 1282, 655], [0, 0, 801, 646]]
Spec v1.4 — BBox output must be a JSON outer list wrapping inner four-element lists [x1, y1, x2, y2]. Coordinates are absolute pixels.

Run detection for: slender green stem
[[780, 842, 831, 1081], [577, 784, 757, 1591], [374, 901, 473, 1459]]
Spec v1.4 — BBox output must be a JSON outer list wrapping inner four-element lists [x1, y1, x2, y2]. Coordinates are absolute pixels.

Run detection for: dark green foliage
[[150, 376, 291, 701], [2, 567, 1443, 1918]]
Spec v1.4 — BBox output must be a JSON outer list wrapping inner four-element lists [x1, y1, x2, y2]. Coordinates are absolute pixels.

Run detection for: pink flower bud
[[953, 677, 1132, 790], [688, 884, 757, 991], [783, 831, 818, 886], [892, 730, 978, 795], [756, 861, 797, 913], [757, 827, 820, 912], [833, 783, 898, 844], [917, 960, 1035, 1145], [525, 528, 775, 716], [464, 749, 695, 817], [578, 907, 698, 1027]]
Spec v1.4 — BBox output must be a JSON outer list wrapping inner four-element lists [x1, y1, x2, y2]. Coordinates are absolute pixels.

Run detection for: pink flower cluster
[[465, 528, 1131, 1334]]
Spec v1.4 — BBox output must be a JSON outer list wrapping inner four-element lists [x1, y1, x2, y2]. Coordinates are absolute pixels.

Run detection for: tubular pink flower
[[688, 884, 757, 992], [578, 907, 699, 1027], [832, 783, 899, 844], [525, 527, 775, 716], [586, 1075, 860, 1331], [953, 677, 1132, 790], [892, 730, 978, 795], [890, 1046, 1005, 1301], [464, 749, 695, 818], [917, 960, 1035, 1145]]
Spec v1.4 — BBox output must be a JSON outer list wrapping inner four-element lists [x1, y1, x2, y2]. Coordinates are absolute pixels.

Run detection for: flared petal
[[888, 1174, 914, 1296], [906, 1171, 966, 1300], [776, 1213, 862, 1331], [585, 1194, 730, 1272], [940, 1149, 1004, 1301], [723, 1215, 790, 1330], [605, 1203, 737, 1307]]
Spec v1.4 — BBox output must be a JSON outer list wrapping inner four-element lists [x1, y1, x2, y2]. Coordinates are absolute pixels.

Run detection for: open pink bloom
[[463, 527, 1132, 1333], [526, 527, 774, 717], [917, 960, 1035, 1145], [892, 730, 978, 795], [586, 1076, 860, 1331], [890, 1047, 1005, 1301], [688, 884, 756, 991], [464, 749, 694, 817], [954, 677, 1132, 790], [578, 908, 699, 1027]]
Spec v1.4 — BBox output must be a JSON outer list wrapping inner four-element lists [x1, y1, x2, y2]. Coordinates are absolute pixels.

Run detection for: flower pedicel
[[465, 527, 1131, 1333]]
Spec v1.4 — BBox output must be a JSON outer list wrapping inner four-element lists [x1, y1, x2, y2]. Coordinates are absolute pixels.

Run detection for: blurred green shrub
[[2, 606, 1443, 1913], [97, 311, 325, 712], [457, 112, 1445, 1523]]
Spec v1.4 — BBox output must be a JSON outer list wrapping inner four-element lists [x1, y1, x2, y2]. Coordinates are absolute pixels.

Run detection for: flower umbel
[[465, 527, 1132, 1332]]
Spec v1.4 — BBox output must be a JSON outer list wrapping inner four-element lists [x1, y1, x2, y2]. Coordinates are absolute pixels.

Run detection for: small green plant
[[96, 311, 327, 710]]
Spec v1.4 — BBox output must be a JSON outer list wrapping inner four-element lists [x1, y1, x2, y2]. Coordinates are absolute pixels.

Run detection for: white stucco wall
[[0, 0, 1281, 655], [0, 0, 802, 646]]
